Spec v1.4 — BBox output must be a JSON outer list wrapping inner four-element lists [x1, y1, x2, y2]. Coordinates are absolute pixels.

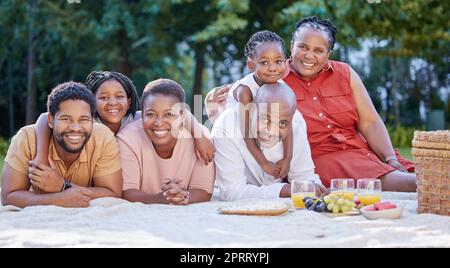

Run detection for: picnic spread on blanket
[[0, 130, 448, 247], [0, 191, 448, 248]]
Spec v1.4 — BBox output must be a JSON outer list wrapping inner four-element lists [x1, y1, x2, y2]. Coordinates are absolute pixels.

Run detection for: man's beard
[[54, 131, 91, 154]]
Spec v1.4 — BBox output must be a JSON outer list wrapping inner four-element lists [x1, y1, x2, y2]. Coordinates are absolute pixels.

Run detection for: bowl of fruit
[[360, 202, 404, 220]]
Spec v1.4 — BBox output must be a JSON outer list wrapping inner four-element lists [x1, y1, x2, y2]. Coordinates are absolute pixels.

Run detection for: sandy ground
[[0, 192, 449, 247]]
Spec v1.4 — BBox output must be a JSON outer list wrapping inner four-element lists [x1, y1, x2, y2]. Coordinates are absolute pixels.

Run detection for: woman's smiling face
[[142, 94, 184, 147], [290, 28, 331, 80]]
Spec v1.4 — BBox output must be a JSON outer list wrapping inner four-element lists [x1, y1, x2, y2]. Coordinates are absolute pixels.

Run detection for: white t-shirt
[[225, 73, 260, 109], [212, 106, 321, 201]]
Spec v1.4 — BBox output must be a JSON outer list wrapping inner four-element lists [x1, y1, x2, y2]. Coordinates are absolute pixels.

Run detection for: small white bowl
[[360, 205, 404, 220]]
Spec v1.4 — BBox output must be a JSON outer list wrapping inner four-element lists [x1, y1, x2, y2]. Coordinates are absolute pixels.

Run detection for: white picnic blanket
[[0, 192, 449, 248]]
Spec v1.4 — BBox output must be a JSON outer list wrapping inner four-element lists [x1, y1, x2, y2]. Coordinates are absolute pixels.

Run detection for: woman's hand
[[314, 183, 329, 197], [205, 84, 231, 122], [194, 136, 215, 165], [161, 178, 189, 205], [205, 84, 231, 106], [387, 159, 408, 172]]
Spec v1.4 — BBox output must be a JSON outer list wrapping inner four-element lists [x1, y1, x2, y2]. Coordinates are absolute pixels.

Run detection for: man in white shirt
[[212, 82, 326, 201]]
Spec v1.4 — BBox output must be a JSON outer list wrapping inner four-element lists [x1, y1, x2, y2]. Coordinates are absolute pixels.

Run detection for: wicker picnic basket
[[412, 130, 450, 216]]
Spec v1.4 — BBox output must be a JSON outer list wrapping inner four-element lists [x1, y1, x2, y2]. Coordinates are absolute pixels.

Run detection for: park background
[[0, 0, 449, 178]]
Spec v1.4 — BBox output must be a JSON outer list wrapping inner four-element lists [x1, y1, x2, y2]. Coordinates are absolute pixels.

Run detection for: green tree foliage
[[0, 0, 448, 138]]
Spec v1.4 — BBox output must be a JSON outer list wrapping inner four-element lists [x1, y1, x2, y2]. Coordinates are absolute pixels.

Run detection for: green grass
[[397, 147, 413, 161]]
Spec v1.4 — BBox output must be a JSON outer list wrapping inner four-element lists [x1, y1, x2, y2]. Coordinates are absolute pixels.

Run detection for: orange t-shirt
[[4, 124, 121, 187]]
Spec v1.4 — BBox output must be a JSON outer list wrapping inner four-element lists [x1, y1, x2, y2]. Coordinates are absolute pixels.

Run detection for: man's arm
[[287, 111, 326, 195], [87, 169, 123, 199], [287, 111, 320, 183], [1, 163, 90, 208]]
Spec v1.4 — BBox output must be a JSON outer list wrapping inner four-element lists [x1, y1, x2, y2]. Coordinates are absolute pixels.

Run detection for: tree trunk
[[0, 57, 4, 77], [389, 57, 400, 127], [192, 43, 205, 107], [117, 30, 132, 77], [7, 53, 15, 137], [25, 0, 37, 125], [212, 60, 220, 87]]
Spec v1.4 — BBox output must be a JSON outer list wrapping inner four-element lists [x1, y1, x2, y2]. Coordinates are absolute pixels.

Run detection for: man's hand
[[194, 136, 215, 165], [161, 178, 189, 205], [28, 159, 64, 193], [279, 183, 291, 198], [387, 159, 408, 172], [59, 187, 92, 208]]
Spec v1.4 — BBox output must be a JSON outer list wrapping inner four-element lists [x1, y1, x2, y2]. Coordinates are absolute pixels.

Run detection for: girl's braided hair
[[85, 71, 140, 118], [244, 30, 286, 58]]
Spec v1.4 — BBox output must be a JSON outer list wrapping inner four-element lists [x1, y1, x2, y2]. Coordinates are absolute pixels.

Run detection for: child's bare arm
[[34, 113, 51, 166], [237, 86, 280, 177], [236, 85, 253, 139]]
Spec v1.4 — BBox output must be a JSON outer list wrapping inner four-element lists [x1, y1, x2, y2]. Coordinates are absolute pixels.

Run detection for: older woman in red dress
[[206, 16, 416, 192]]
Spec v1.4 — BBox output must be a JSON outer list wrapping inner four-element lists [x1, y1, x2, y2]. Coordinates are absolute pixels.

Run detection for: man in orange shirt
[[1, 82, 123, 208]]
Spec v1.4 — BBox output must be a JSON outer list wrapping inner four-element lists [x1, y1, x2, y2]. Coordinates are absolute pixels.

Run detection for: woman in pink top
[[116, 79, 215, 205]]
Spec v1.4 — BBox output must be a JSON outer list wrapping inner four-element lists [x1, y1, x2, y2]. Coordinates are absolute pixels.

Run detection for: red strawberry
[[365, 206, 376, 211], [378, 203, 397, 210], [373, 202, 391, 210]]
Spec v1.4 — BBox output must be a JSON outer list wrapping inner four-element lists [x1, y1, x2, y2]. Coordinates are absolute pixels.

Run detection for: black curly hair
[[141, 78, 185, 109], [292, 16, 337, 51], [244, 30, 286, 59], [85, 71, 140, 118], [47, 81, 96, 117]]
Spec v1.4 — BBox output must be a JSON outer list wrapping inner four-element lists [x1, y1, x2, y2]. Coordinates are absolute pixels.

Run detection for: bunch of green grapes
[[323, 194, 356, 213]]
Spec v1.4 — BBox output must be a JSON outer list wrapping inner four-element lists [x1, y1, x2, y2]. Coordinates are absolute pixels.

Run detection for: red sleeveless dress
[[283, 60, 414, 187]]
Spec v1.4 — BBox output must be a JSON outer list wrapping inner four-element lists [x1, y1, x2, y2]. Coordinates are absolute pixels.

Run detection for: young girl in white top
[[228, 30, 292, 179]]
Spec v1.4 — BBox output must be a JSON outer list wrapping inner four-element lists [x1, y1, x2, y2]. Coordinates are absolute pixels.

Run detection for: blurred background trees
[[0, 0, 448, 140]]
